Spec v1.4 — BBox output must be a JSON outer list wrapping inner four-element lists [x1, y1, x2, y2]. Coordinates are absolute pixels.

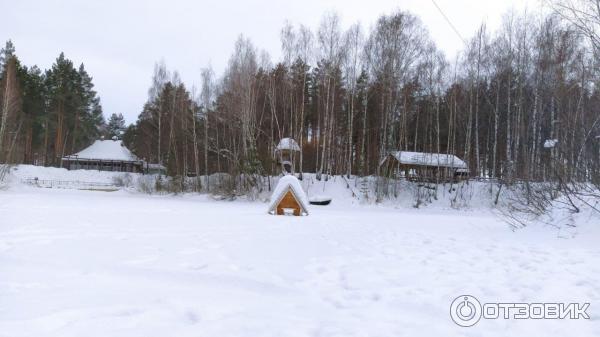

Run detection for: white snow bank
[[7, 165, 142, 189], [8, 164, 139, 184]]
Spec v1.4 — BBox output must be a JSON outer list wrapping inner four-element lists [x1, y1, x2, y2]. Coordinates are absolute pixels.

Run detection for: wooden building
[[379, 151, 469, 183], [62, 139, 144, 173], [268, 175, 309, 216]]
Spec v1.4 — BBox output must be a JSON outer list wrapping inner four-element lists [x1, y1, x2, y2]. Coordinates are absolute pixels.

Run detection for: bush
[[134, 175, 159, 194], [112, 174, 133, 187]]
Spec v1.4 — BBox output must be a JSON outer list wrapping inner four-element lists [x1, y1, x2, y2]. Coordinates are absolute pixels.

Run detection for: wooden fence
[[21, 178, 119, 191]]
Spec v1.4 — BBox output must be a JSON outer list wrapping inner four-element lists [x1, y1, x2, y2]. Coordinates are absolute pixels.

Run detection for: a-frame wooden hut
[[268, 175, 309, 216]]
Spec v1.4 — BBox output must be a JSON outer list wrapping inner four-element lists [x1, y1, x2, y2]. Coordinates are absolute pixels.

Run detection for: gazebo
[[62, 138, 144, 173], [379, 151, 469, 183], [275, 137, 301, 174]]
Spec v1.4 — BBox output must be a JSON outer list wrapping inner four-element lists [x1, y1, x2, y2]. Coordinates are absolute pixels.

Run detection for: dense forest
[[124, 7, 600, 188], [3, 3, 600, 193], [0, 43, 105, 167]]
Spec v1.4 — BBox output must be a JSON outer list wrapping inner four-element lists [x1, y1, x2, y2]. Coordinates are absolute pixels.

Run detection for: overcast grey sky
[[1, 0, 541, 124]]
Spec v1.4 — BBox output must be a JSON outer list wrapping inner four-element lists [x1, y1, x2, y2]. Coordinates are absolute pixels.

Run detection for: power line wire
[[431, 0, 468, 45]]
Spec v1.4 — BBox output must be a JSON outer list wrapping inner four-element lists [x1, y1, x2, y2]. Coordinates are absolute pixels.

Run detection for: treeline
[[3, 5, 599, 189], [125, 8, 600, 187], [0, 41, 104, 166]]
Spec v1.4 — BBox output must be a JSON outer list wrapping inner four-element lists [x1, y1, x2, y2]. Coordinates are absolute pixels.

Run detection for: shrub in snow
[[166, 176, 186, 194], [134, 175, 160, 194], [208, 173, 235, 195], [184, 176, 203, 193], [453, 184, 474, 209], [0, 164, 10, 187], [112, 174, 133, 188]]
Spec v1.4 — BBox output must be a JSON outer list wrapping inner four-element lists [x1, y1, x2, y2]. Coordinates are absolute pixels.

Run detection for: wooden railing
[[21, 178, 119, 191]]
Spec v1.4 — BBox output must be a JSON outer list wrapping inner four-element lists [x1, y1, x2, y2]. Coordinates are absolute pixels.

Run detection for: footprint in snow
[[184, 310, 200, 324]]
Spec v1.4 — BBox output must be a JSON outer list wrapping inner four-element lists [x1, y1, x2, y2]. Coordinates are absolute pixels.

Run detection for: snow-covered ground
[[0, 167, 599, 336], [6, 164, 133, 185]]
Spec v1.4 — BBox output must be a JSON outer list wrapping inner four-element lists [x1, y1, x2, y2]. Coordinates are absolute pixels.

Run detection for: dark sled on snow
[[309, 197, 332, 206]]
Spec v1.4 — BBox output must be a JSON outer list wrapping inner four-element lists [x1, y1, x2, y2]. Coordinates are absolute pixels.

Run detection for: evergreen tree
[[0, 40, 16, 76], [0, 43, 105, 166], [19, 65, 46, 163], [0, 56, 21, 163], [106, 113, 126, 138], [76, 63, 104, 144], [43, 53, 104, 164]]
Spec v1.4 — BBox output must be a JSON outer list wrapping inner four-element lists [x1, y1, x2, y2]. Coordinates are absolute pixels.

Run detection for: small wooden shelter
[[268, 175, 309, 216], [275, 138, 301, 174], [379, 151, 469, 183]]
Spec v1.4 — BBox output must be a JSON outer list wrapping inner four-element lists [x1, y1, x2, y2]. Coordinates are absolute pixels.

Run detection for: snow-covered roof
[[543, 139, 558, 149], [384, 151, 468, 169], [268, 175, 309, 215], [275, 138, 301, 152], [63, 140, 139, 162], [147, 163, 166, 170]]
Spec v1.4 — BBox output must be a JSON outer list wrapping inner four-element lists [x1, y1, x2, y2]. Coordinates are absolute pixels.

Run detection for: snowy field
[[1, 183, 599, 336]]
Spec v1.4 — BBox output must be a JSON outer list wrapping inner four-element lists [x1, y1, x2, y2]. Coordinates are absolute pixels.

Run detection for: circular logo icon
[[450, 295, 482, 327]]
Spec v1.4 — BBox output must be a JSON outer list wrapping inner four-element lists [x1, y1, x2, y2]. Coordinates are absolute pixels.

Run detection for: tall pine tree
[[106, 113, 126, 138]]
